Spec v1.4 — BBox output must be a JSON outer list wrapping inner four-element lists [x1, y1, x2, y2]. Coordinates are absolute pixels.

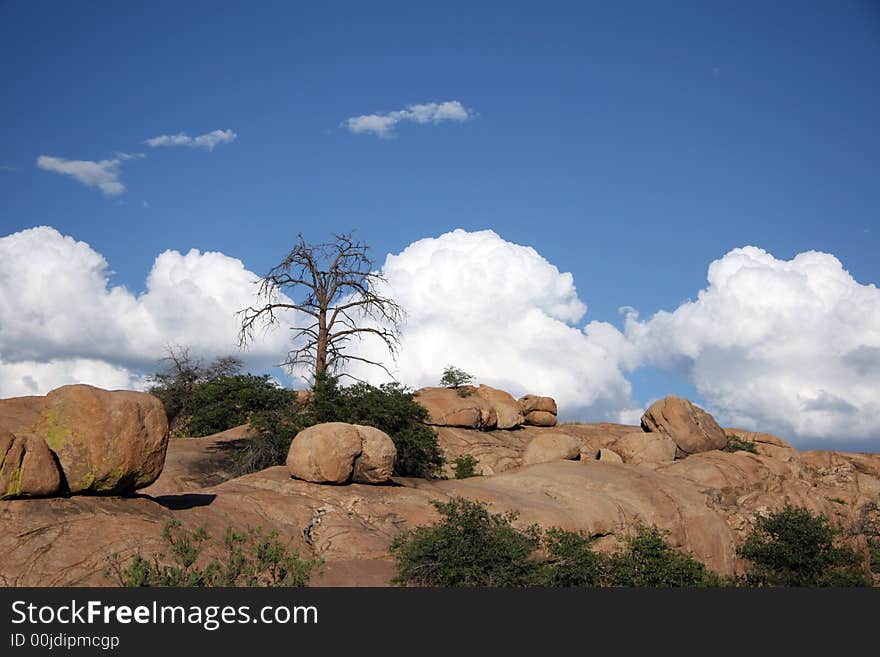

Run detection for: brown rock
[[518, 395, 557, 416], [286, 422, 397, 485], [611, 431, 677, 465], [286, 422, 362, 484], [0, 385, 169, 494], [522, 432, 580, 465], [414, 387, 497, 429], [474, 385, 524, 429], [524, 410, 558, 427], [725, 428, 801, 463], [352, 425, 397, 484], [1, 430, 62, 499], [595, 448, 623, 464], [641, 396, 727, 455]]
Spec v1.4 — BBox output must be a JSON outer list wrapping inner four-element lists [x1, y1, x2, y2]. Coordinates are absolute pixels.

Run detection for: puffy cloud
[[344, 229, 641, 423], [0, 226, 290, 394], [36, 155, 126, 195], [624, 246, 880, 443], [343, 101, 473, 138], [145, 129, 237, 151]]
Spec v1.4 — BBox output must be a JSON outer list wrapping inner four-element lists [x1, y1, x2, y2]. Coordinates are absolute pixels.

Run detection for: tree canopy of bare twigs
[[238, 233, 403, 384]]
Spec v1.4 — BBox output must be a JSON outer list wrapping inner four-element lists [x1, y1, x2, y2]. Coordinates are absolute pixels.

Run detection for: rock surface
[[522, 432, 581, 465], [0, 385, 169, 494], [474, 385, 524, 429], [0, 431, 62, 499], [286, 422, 397, 485], [414, 387, 497, 429], [611, 431, 677, 465], [641, 396, 727, 455]]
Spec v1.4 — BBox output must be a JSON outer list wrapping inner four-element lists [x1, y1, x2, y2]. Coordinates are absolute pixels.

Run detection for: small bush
[[535, 528, 605, 587], [606, 525, 717, 587], [188, 374, 294, 437], [453, 454, 480, 479], [105, 519, 320, 587], [738, 505, 870, 587], [391, 498, 541, 587], [867, 538, 879, 575], [723, 435, 758, 454]]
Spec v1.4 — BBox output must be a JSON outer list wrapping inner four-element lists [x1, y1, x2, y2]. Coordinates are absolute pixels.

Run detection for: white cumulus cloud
[[624, 246, 880, 443], [343, 229, 641, 423], [0, 226, 290, 395], [36, 155, 127, 196], [145, 129, 237, 151], [343, 101, 473, 138]]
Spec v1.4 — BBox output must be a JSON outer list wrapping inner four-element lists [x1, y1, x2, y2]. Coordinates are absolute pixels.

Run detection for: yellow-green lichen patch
[[39, 406, 72, 454]]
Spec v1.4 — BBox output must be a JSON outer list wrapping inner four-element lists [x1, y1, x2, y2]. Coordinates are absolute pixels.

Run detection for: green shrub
[[453, 454, 480, 479], [188, 374, 294, 437], [440, 365, 474, 396], [606, 525, 716, 587], [535, 528, 605, 587], [391, 498, 541, 587], [723, 435, 758, 454], [868, 539, 880, 574], [738, 505, 870, 587], [105, 519, 320, 587]]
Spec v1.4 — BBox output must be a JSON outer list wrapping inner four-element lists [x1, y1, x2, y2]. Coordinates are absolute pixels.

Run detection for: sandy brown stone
[[0, 385, 169, 494], [522, 432, 580, 465], [352, 425, 397, 484], [518, 395, 557, 416], [524, 410, 558, 427], [641, 396, 727, 455], [595, 448, 623, 463], [611, 431, 677, 465], [414, 387, 497, 429], [474, 385, 524, 429], [286, 422, 362, 484]]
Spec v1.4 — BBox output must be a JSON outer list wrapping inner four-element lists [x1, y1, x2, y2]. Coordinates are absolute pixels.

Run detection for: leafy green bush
[[105, 519, 320, 587], [738, 505, 870, 587], [188, 374, 294, 437], [535, 528, 605, 587], [453, 454, 480, 479], [868, 539, 880, 575], [391, 498, 541, 587], [723, 435, 758, 454], [605, 525, 717, 587]]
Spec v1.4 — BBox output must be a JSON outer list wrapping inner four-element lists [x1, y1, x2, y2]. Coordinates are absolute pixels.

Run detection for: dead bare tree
[[238, 233, 403, 384]]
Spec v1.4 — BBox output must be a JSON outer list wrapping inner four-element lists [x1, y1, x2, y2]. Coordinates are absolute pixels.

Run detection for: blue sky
[[1, 1, 878, 449]]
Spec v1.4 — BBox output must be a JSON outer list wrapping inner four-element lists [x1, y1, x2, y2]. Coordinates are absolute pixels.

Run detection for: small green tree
[[391, 498, 541, 587], [738, 505, 870, 587], [440, 365, 474, 396], [453, 454, 480, 479], [535, 528, 605, 587], [188, 374, 294, 437]]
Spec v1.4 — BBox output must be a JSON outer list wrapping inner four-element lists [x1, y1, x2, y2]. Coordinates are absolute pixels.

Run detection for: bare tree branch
[[238, 232, 404, 386]]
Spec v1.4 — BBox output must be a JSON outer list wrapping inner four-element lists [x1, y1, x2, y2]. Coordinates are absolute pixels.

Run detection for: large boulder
[[519, 395, 558, 427], [0, 431, 62, 499], [725, 428, 801, 463], [474, 385, 524, 429], [286, 422, 397, 485], [414, 387, 497, 430], [522, 432, 581, 465], [641, 396, 727, 455], [611, 431, 677, 465], [0, 385, 169, 494], [595, 448, 623, 464]]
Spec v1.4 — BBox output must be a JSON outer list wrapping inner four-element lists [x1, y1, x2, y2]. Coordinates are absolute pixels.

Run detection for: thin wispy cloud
[[36, 155, 127, 196], [145, 129, 237, 151], [343, 100, 473, 138]]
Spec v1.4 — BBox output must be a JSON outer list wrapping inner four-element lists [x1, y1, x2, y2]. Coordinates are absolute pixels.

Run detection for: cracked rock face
[[640, 395, 727, 455], [286, 422, 397, 485]]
